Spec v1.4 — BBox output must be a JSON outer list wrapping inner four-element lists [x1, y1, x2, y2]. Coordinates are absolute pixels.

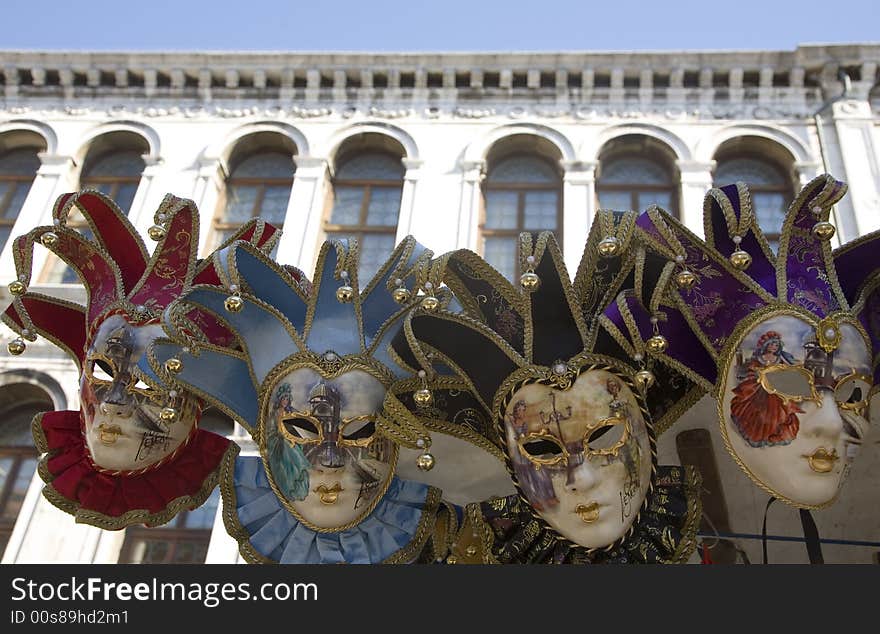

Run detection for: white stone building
[[0, 45, 879, 564]]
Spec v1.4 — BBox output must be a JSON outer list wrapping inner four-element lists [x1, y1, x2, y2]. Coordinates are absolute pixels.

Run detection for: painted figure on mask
[[2, 190, 278, 528]]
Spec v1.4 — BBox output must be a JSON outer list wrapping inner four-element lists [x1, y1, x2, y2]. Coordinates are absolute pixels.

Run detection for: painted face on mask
[[80, 314, 199, 471], [262, 367, 397, 530], [721, 314, 872, 507], [502, 368, 652, 549]]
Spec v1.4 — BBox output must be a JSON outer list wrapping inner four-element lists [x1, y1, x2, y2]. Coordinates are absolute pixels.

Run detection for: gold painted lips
[[314, 483, 344, 505], [575, 502, 600, 524], [804, 447, 839, 473]]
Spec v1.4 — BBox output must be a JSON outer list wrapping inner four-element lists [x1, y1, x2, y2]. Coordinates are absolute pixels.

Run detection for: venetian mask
[[262, 366, 397, 530], [502, 368, 652, 548], [81, 314, 198, 471], [720, 314, 872, 507]]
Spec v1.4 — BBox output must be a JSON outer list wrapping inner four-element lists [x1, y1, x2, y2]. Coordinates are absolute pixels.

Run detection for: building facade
[[1, 45, 879, 564]]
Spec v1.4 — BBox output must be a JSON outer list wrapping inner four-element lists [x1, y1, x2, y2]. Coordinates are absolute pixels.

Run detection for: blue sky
[[0, 0, 876, 51]]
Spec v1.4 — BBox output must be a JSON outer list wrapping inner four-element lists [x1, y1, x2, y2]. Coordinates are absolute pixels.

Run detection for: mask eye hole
[[759, 365, 817, 403], [282, 416, 322, 442], [341, 417, 376, 444], [584, 416, 629, 457], [835, 374, 872, 414], [89, 359, 115, 383], [518, 433, 567, 466]]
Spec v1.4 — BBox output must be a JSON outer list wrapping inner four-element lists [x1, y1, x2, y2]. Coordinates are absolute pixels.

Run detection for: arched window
[[326, 151, 404, 282], [42, 135, 147, 285], [596, 136, 679, 217], [714, 153, 794, 249], [80, 149, 145, 213], [118, 409, 233, 564], [215, 151, 294, 246], [0, 148, 41, 252], [481, 152, 563, 280], [0, 382, 52, 558]]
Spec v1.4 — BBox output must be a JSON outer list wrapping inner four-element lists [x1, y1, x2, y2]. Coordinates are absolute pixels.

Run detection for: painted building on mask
[[1, 44, 879, 563]]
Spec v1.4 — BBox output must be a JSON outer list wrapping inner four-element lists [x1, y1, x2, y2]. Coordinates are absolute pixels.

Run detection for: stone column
[[276, 156, 329, 270], [191, 157, 225, 256], [828, 98, 880, 238], [676, 160, 716, 237], [560, 160, 597, 274], [395, 158, 423, 241], [0, 153, 75, 288], [456, 159, 485, 251], [129, 154, 164, 234]]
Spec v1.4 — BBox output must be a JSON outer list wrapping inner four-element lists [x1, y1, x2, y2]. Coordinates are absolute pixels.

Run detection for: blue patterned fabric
[[232, 457, 432, 564]]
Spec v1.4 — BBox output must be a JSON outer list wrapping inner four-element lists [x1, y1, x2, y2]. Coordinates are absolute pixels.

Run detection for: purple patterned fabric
[[639, 210, 768, 352], [782, 177, 845, 317], [707, 184, 776, 296], [834, 230, 880, 304]]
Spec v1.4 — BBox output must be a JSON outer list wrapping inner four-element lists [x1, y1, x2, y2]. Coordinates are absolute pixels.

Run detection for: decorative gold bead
[[675, 269, 697, 291], [646, 334, 668, 354], [420, 295, 440, 311], [164, 357, 183, 374], [465, 545, 478, 557], [147, 224, 166, 241], [413, 388, 434, 407], [634, 369, 655, 390], [597, 236, 621, 258], [8, 280, 26, 296], [159, 407, 177, 423], [224, 295, 244, 313], [336, 285, 354, 303], [446, 554, 458, 564], [811, 221, 835, 241], [416, 452, 436, 471], [519, 271, 541, 291], [7, 338, 26, 356], [729, 249, 752, 271], [391, 287, 412, 304], [40, 231, 59, 248]]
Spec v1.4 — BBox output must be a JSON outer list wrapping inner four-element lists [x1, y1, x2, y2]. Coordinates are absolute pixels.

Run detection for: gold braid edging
[[665, 465, 703, 564], [382, 486, 443, 564]]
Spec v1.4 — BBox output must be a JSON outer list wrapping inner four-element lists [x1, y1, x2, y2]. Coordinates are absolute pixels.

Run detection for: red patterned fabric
[[729, 362, 803, 446], [38, 410, 231, 523]]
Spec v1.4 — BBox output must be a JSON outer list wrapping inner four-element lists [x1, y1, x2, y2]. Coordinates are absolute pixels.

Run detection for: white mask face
[[81, 315, 198, 471], [502, 369, 652, 548], [721, 314, 872, 507], [262, 367, 396, 530]]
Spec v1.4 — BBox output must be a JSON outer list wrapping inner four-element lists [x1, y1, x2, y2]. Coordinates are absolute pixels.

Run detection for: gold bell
[[224, 295, 244, 313], [675, 269, 696, 291], [164, 357, 183, 374], [420, 295, 440, 311], [520, 271, 540, 291], [730, 249, 752, 271], [634, 369, 655, 390], [7, 338, 26, 356], [416, 452, 436, 471], [392, 286, 412, 304], [8, 280, 26, 296], [646, 334, 668, 354], [413, 388, 434, 407], [40, 231, 59, 248], [336, 285, 354, 303], [159, 407, 177, 423], [812, 221, 835, 241], [147, 224, 166, 241], [597, 236, 621, 258]]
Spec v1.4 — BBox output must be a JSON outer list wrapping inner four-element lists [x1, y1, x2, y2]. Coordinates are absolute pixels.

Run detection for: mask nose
[[564, 454, 599, 493], [803, 390, 844, 441], [316, 442, 346, 469]]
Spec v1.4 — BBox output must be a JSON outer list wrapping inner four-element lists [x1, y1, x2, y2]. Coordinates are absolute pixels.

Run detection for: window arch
[[479, 135, 563, 280], [0, 147, 41, 252], [0, 382, 52, 558], [596, 135, 679, 217], [713, 137, 796, 248], [325, 135, 405, 282]]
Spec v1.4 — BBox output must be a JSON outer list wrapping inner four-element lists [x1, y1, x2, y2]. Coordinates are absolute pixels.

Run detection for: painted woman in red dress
[[729, 330, 804, 447]]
